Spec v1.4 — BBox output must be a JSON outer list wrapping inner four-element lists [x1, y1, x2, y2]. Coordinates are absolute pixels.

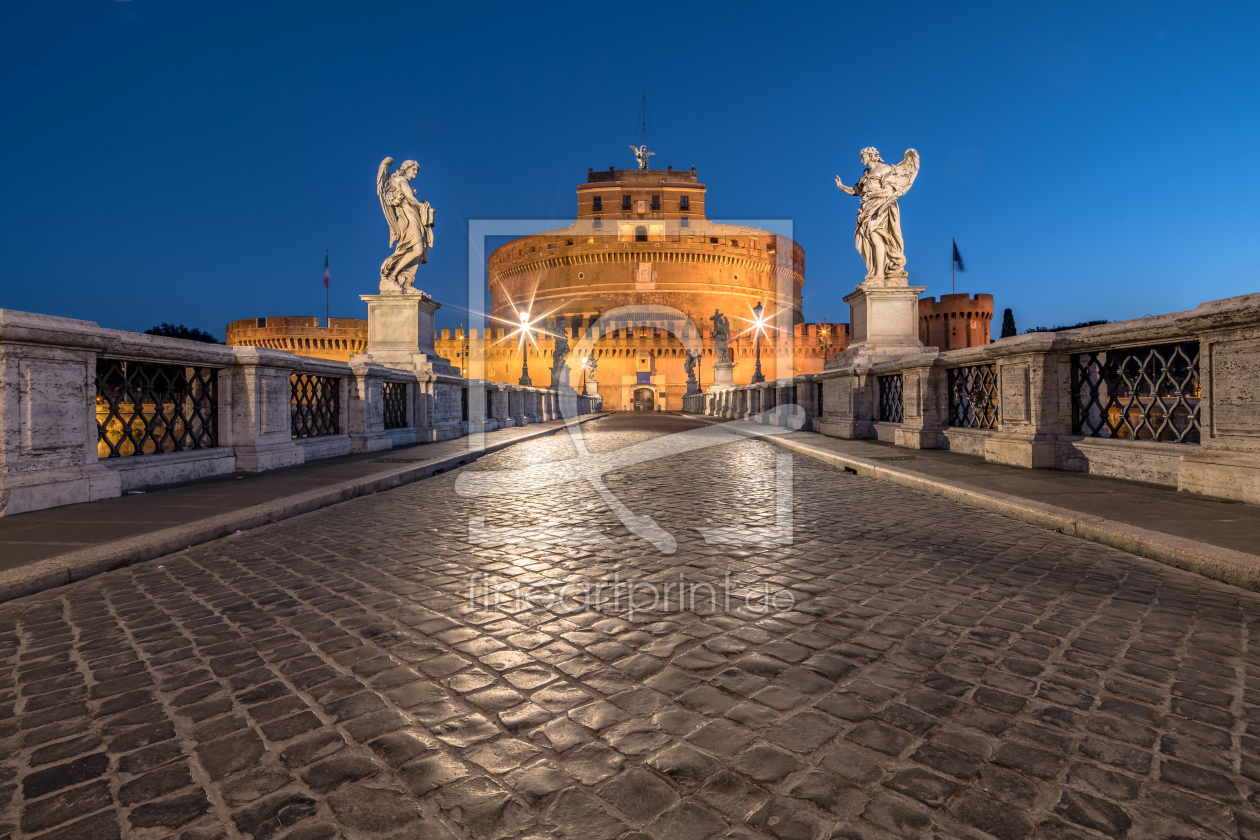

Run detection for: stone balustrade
[[685, 293, 1260, 505], [0, 309, 601, 516]]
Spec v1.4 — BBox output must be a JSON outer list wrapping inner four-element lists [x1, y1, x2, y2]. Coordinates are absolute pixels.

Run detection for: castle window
[[548, 243, 554, 249], [679, 195, 690, 210], [635, 226, 648, 242], [593, 196, 602, 211], [622, 195, 632, 210], [593, 217, 602, 228], [566, 239, 573, 246], [651, 195, 660, 210], [680, 216, 689, 227], [256, 318, 266, 328], [710, 237, 719, 244]]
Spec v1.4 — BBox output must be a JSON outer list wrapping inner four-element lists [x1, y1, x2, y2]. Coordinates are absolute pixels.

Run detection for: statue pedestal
[[685, 381, 701, 396], [551, 364, 572, 391], [826, 280, 927, 368], [359, 292, 458, 376], [710, 362, 734, 390], [585, 379, 600, 397]]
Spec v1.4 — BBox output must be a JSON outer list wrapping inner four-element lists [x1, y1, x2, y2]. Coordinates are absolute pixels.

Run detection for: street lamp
[[751, 301, 766, 383], [518, 311, 533, 386], [818, 324, 834, 362]]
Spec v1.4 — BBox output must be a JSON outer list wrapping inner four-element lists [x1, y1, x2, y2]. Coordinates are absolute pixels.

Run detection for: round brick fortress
[[918, 293, 993, 350], [225, 316, 368, 362], [475, 166, 846, 410]]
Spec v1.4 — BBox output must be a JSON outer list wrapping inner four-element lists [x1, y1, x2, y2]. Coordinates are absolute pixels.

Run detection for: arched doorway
[[633, 388, 654, 411], [634, 225, 647, 242]]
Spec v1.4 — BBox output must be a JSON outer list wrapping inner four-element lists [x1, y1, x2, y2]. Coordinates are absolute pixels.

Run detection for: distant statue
[[835, 147, 919, 282], [377, 157, 436, 294], [684, 350, 699, 385], [585, 354, 599, 380], [630, 144, 655, 170], [710, 310, 731, 366], [551, 316, 571, 371]]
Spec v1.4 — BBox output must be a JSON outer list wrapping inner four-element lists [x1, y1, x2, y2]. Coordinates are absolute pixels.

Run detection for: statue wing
[[629, 145, 639, 154], [890, 149, 920, 198], [376, 157, 400, 248]]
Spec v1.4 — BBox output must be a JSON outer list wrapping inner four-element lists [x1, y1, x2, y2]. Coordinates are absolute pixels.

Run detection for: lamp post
[[517, 312, 533, 386], [751, 301, 766, 384], [817, 324, 834, 363]]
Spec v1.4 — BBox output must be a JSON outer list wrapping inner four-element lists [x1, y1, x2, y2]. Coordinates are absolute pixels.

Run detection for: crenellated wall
[[918, 293, 993, 350]]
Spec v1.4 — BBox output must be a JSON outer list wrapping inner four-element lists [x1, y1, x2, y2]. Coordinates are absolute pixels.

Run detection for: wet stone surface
[[0, 413, 1258, 839]]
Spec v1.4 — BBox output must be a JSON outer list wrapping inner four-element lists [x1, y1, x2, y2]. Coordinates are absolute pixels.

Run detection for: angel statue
[[835, 147, 920, 282], [585, 354, 599, 380], [684, 350, 700, 387], [630, 144, 655, 170], [551, 315, 571, 372], [710, 310, 731, 366], [376, 157, 436, 294]]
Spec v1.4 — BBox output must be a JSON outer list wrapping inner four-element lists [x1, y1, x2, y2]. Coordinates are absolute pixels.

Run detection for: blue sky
[[2, 1, 1258, 339]]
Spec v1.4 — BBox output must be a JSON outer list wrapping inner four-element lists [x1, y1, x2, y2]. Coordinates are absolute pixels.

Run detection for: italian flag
[[323, 251, 330, 288]]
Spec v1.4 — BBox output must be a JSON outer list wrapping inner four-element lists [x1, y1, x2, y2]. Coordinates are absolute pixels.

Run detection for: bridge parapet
[[682, 293, 1260, 505], [0, 309, 601, 516]]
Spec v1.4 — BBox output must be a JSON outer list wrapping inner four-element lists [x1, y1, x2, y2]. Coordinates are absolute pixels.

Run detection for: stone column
[[347, 363, 393, 453], [0, 310, 122, 515], [229, 349, 306, 471]]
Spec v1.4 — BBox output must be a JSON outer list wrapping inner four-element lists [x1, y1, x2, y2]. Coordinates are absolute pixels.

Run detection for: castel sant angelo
[[227, 153, 992, 410]]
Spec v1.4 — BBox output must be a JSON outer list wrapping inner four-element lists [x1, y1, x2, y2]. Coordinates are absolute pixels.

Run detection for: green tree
[[999, 308, 1017, 338], [145, 323, 222, 344]]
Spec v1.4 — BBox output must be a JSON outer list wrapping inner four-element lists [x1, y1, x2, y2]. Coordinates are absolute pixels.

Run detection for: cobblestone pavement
[[2, 413, 1258, 840]]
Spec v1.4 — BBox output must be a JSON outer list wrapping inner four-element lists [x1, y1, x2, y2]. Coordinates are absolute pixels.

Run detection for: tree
[[999, 308, 1017, 338], [145, 323, 222, 344], [1023, 319, 1109, 334]]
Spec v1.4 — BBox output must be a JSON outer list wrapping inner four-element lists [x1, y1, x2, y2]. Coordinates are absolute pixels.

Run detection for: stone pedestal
[[551, 364, 572, 392], [359, 292, 458, 376], [826, 280, 928, 368], [585, 379, 600, 397], [685, 380, 700, 396], [711, 362, 734, 389]]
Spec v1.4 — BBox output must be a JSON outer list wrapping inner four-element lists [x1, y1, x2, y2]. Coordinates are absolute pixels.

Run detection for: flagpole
[[951, 238, 955, 295], [325, 249, 330, 328]]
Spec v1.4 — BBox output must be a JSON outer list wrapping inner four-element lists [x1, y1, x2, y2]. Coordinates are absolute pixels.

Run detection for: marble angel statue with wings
[[377, 157, 436, 294], [835, 148, 920, 282]]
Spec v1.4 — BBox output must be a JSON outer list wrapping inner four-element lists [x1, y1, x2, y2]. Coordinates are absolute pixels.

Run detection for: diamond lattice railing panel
[[948, 364, 999, 429], [383, 381, 408, 430], [95, 360, 219, 458], [1071, 342, 1201, 444], [879, 374, 904, 423], [291, 374, 341, 438]]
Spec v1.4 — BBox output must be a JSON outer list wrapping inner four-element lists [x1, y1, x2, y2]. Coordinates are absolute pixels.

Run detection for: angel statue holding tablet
[[376, 157, 436, 294], [835, 148, 920, 282]]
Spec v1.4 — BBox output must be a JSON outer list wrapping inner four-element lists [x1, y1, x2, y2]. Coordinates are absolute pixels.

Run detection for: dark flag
[[952, 239, 965, 273]]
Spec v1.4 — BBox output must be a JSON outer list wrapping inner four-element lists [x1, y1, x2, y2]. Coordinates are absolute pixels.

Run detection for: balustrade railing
[[291, 374, 341, 438], [382, 381, 407, 430], [878, 374, 904, 423], [1071, 342, 1201, 443], [948, 364, 999, 429], [95, 359, 219, 458]]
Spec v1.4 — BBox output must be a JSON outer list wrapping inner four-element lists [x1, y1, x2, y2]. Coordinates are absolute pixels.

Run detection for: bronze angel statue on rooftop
[[377, 157, 436, 294], [835, 148, 919, 282]]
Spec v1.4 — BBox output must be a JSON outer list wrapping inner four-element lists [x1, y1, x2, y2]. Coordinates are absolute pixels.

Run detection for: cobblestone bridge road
[[2, 413, 1258, 840]]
